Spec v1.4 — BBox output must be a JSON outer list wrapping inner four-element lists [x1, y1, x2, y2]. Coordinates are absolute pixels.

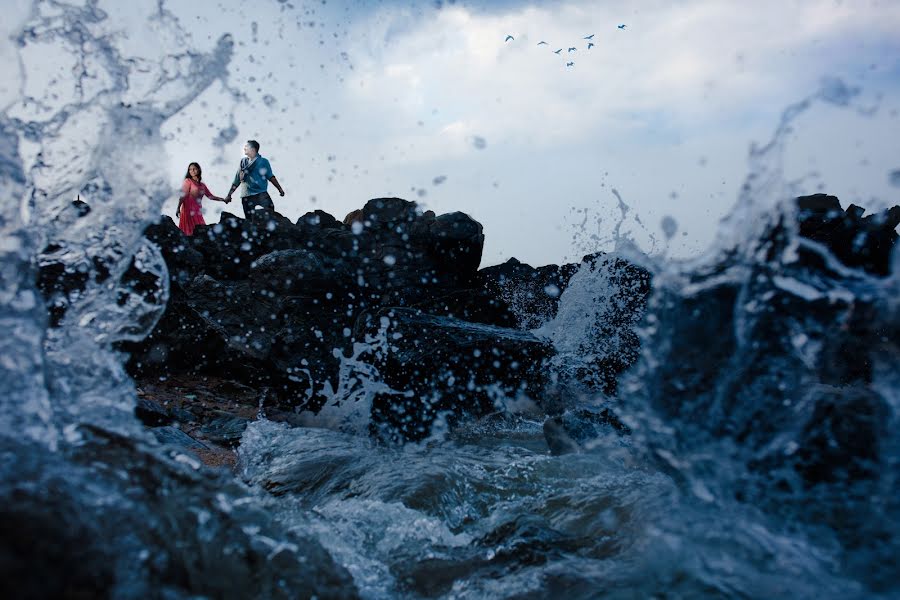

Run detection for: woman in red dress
[[176, 162, 229, 235]]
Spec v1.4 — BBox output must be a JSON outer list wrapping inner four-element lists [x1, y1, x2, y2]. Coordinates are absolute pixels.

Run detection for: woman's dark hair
[[247, 140, 260, 152], [184, 162, 202, 181]]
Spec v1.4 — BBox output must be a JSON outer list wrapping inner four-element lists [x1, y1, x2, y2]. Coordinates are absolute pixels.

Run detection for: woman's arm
[[202, 183, 228, 203]]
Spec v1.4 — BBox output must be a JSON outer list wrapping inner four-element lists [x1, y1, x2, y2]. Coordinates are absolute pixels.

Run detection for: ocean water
[[1, 1, 897, 598]]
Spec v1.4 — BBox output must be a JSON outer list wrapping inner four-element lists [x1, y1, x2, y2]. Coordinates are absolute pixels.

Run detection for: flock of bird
[[504, 24, 626, 68]]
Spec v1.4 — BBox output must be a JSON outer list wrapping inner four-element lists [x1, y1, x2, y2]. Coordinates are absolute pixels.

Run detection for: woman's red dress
[[178, 178, 213, 235]]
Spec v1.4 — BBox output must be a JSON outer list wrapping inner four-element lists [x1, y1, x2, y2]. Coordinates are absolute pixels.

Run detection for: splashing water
[[298, 313, 413, 435], [1, 1, 237, 443], [1, 4, 364, 597], [607, 79, 900, 592]]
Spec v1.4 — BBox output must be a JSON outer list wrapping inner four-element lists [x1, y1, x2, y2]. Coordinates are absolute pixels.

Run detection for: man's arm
[[269, 175, 285, 197], [225, 168, 241, 201]]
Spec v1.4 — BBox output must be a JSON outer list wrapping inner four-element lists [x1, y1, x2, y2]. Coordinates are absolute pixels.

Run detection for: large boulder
[[249, 248, 352, 293], [428, 211, 485, 275], [794, 193, 899, 276], [0, 429, 357, 598], [354, 307, 554, 441], [478, 257, 581, 329]]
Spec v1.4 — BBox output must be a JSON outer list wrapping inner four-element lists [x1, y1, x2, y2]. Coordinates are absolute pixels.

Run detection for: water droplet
[[888, 169, 900, 188], [661, 216, 678, 240]]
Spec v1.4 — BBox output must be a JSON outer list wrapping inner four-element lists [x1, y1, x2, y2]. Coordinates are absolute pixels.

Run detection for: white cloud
[[344, 0, 900, 139], [148, 0, 900, 265]]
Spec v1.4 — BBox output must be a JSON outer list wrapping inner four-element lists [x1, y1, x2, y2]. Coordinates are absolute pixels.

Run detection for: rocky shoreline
[[122, 196, 649, 462], [36, 194, 899, 468]]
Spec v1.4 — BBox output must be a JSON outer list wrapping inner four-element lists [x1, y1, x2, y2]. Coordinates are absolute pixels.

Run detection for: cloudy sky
[[8, 0, 900, 266]]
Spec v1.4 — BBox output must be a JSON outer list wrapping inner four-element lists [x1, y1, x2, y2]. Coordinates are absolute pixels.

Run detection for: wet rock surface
[[133, 375, 306, 469], [477, 257, 581, 329], [0, 428, 357, 599], [794, 193, 899, 275], [357, 307, 555, 441], [629, 194, 899, 564]]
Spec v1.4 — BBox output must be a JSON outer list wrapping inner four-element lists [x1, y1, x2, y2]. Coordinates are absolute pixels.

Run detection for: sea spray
[[2, 1, 239, 439], [298, 313, 414, 434], [606, 80, 900, 591], [0, 3, 358, 596]]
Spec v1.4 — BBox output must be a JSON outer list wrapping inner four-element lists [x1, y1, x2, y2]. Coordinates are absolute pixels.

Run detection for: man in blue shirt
[[225, 140, 286, 219]]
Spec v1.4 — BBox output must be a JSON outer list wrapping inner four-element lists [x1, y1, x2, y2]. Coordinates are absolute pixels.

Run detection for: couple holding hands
[[176, 139, 285, 235]]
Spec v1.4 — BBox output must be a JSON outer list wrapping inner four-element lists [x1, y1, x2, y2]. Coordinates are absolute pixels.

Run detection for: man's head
[[244, 140, 260, 158]]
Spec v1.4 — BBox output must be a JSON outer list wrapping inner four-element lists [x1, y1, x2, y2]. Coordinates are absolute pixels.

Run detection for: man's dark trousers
[[241, 192, 275, 219]]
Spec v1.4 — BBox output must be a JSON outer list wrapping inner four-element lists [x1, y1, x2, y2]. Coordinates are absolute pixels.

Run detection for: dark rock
[[355, 307, 554, 441], [189, 211, 311, 280], [625, 195, 899, 568], [342, 208, 363, 225], [152, 425, 210, 450], [796, 193, 842, 213], [0, 429, 357, 598], [125, 200, 498, 409], [555, 254, 652, 396], [405, 289, 519, 328], [135, 397, 197, 428], [478, 257, 581, 329], [795, 193, 899, 276], [200, 415, 251, 446], [542, 407, 630, 455], [135, 398, 173, 427], [36, 251, 90, 327], [362, 196, 421, 226], [250, 248, 351, 293], [144, 216, 204, 287], [298, 209, 343, 230], [429, 211, 485, 275]]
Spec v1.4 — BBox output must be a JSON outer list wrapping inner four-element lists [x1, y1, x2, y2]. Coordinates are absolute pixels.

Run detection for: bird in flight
[[553, 48, 562, 54], [537, 41, 548, 46], [568, 47, 577, 52], [617, 24, 626, 30], [587, 42, 594, 49], [583, 34, 594, 40], [566, 61, 574, 67], [505, 35, 514, 42]]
